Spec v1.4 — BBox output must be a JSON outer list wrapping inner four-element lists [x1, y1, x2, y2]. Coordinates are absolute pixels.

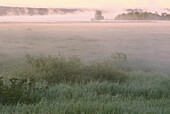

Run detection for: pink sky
[[0, 0, 170, 9]]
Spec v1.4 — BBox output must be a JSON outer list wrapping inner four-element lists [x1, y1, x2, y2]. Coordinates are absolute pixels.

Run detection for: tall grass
[[0, 71, 170, 113]]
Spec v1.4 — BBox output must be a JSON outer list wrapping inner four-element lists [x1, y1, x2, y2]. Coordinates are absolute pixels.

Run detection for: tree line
[[115, 11, 170, 20]]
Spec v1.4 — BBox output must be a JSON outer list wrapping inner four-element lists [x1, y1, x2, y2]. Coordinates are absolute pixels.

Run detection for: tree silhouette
[[95, 10, 104, 20]]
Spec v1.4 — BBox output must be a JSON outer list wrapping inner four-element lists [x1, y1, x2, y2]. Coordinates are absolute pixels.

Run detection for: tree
[[95, 10, 104, 20]]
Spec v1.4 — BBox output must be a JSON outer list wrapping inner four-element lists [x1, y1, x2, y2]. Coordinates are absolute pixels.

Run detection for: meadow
[[0, 22, 170, 113], [1, 22, 170, 73]]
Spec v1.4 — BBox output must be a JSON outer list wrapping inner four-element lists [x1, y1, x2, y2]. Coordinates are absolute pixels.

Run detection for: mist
[[0, 2, 170, 112], [0, 6, 170, 22]]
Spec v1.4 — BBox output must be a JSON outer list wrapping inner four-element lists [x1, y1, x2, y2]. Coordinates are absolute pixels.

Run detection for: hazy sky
[[0, 0, 170, 9]]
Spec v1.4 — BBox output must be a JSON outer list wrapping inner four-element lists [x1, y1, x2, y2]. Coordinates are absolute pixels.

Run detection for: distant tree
[[27, 8, 35, 16], [162, 13, 167, 16], [95, 10, 104, 20], [37, 8, 49, 15], [126, 9, 143, 13]]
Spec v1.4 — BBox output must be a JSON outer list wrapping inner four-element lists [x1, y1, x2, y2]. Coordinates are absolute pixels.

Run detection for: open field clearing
[[0, 22, 170, 74]]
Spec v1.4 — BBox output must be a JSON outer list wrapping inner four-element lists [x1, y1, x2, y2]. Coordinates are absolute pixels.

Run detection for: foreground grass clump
[[0, 77, 48, 105], [0, 72, 170, 113], [11, 55, 127, 83]]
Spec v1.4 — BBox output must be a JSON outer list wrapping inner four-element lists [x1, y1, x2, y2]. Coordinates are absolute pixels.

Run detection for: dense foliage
[[10, 54, 127, 83], [115, 11, 170, 20], [0, 77, 48, 105]]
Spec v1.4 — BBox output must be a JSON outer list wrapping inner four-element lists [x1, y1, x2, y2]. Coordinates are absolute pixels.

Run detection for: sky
[[0, 0, 170, 9]]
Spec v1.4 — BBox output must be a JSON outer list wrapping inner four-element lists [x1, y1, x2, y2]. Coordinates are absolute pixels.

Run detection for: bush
[[25, 55, 85, 83], [9, 54, 128, 84], [85, 62, 128, 82], [0, 77, 48, 105]]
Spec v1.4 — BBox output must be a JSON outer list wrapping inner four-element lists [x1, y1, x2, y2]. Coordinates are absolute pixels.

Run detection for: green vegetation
[[9, 54, 127, 83], [115, 11, 170, 20], [0, 54, 170, 113], [0, 77, 48, 105]]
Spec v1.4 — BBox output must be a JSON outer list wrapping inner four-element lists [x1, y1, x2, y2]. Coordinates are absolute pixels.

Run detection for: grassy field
[[0, 23, 170, 74], [0, 79, 170, 113], [0, 55, 170, 114], [0, 22, 170, 113]]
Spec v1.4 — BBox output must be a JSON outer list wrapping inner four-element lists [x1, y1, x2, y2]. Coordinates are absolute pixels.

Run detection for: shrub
[[10, 54, 128, 84], [85, 62, 128, 82], [0, 77, 48, 105], [25, 55, 85, 83]]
